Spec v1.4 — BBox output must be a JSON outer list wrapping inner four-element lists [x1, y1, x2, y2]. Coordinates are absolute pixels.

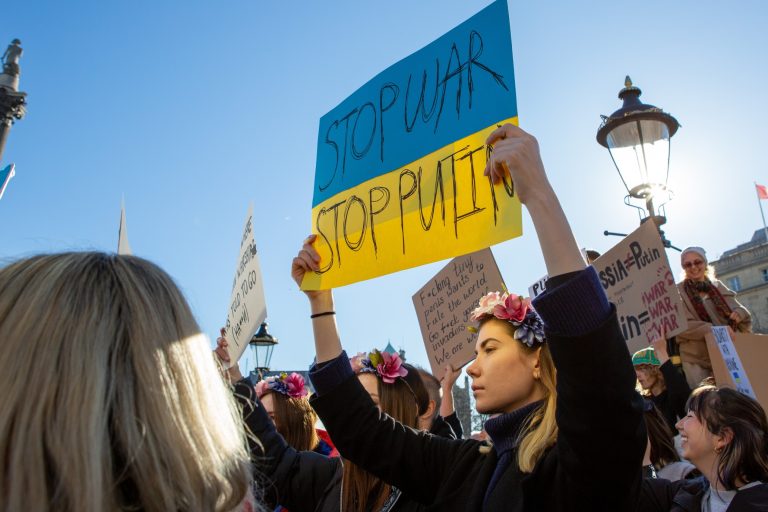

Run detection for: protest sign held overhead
[[592, 221, 688, 354], [303, 0, 521, 290], [225, 205, 267, 366], [413, 248, 505, 375]]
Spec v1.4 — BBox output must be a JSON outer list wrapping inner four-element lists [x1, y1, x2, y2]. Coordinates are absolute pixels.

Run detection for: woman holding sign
[[291, 124, 645, 511], [676, 246, 752, 388]]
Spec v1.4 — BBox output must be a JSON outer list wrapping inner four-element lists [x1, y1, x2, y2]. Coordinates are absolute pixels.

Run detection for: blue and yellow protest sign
[[304, 0, 521, 289]]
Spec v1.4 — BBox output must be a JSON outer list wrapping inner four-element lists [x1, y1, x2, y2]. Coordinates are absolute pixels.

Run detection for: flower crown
[[469, 291, 546, 347], [255, 372, 309, 399], [349, 349, 408, 384]]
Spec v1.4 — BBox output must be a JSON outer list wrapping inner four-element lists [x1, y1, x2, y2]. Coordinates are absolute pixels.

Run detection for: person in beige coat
[[676, 246, 752, 387]]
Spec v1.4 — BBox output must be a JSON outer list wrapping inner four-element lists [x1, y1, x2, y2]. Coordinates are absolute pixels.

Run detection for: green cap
[[632, 347, 661, 367]]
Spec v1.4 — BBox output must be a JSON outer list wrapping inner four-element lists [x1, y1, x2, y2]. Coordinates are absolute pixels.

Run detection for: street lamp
[[249, 321, 278, 380], [597, 76, 680, 249]]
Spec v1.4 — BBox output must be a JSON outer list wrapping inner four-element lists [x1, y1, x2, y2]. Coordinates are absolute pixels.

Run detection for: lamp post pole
[[0, 39, 27, 164]]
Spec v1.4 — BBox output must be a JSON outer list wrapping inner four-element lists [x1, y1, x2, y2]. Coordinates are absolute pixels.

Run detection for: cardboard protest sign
[[225, 205, 267, 366], [528, 274, 548, 299], [303, 0, 521, 290], [705, 328, 768, 410], [413, 248, 505, 375], [592, 221, 688, 354]]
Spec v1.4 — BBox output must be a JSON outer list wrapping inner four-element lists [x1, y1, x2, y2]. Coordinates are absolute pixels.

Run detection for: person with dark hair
[[254, 372, 319, 452], [642, 400, 697, 481], [633, 335, 692, 433], [400, 363, 436, 431], [291, 124, 645, 511], [641, 387, 768, 511], [583, 248, 601, 264], [676, 246, 752, 387], [217, 344, 426, 512], [415, 366, 461, 439]]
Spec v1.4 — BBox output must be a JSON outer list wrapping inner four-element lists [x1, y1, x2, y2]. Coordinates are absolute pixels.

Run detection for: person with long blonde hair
[[291, 124, 645, 511], [0, 252, 256, 512]]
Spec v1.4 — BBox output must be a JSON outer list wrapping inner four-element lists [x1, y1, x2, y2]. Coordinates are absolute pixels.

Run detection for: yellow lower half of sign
[[302, 117, 521, 290]]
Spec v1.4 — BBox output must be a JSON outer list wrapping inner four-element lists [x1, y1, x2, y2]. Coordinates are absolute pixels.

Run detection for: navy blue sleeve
[[309, 350, 354, 396], [532, 267, 611, 337]]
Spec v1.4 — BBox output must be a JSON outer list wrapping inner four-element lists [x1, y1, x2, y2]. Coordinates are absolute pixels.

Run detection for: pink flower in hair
[[284, 372, 308, 399], [254, 379, 269, 399], [493, 293, 529, 324], [255, 372, 308, 399], [470, 291, 504, 321], [375, 351, 408, 384]]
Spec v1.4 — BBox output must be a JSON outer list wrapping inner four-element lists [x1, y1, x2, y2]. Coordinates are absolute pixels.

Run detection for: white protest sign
[[710, 326, 757, 399], [225, 205, 267, 366], [592, 221, 688, 354], [528, 274, 548, 299], [413, 248, 505, 375]]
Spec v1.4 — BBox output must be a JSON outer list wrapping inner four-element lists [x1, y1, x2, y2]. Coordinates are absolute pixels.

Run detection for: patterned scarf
[[683, 279, 736, 329]]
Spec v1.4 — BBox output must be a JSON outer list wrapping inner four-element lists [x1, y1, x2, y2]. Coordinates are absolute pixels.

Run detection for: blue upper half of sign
[[312, 0, 517, 206]]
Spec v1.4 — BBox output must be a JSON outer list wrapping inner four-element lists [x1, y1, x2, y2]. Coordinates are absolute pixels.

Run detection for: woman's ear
[[714, 426, 734, 453], [532, 346, 542, 379]]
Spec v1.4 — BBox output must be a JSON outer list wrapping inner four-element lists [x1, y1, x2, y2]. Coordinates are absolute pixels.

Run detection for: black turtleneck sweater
[[483, 400, 544, 506]]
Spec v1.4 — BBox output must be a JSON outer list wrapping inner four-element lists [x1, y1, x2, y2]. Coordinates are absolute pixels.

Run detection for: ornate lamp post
[[249, 322, 278, 381], [597, 76, 680, 250], [0, 39, 27, 164]]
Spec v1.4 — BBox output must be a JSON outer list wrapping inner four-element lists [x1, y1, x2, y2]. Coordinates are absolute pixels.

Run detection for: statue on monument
[[2, 39, 22, 77]]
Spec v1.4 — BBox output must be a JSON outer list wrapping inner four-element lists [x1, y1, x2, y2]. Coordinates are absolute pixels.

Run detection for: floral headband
[[350, 349, 408, 384], [255, 372, 309, 399], [469, 291, 546, 347]]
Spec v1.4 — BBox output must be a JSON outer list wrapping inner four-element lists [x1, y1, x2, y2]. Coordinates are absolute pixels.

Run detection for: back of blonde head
[[0, 253, 253, 511]]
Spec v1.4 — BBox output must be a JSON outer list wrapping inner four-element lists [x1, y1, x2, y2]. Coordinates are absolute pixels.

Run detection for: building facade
[[711, 229, 768, 333]]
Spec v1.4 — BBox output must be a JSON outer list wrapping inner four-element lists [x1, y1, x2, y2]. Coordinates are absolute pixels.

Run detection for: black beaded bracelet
[[310, 311, 336, 319]]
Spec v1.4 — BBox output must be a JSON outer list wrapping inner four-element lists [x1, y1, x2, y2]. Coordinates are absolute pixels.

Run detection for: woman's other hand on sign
[[441, 365, 461, 393], [729, 310, 744, 324], [483, 123, 553, 206], [214, 327, 243, 383], [484, 124, 583, 277], [650, 334, 670, 365]]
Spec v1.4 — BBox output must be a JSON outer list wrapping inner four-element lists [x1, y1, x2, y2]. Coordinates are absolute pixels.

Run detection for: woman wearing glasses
[[676, 246, 752, 387]]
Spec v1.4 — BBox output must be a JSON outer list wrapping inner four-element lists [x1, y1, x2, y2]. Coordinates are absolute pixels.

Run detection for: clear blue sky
[[3, 1, 767, 375]]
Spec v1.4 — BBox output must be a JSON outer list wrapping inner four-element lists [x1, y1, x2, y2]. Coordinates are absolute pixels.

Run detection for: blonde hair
[[0, 253, 255, 511], [516, 343, 558, 473]]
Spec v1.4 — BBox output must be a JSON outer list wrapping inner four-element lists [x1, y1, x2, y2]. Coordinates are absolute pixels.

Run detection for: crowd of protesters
[[1, 124, 767, 511]]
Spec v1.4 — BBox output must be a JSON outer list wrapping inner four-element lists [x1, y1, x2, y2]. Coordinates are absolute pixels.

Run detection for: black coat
[[429, 414, 457, 440], [310, 307, 646, 511], [641, 477, 768, 511], [651, 361, 692, 433], [233, 380, 424, 512]]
